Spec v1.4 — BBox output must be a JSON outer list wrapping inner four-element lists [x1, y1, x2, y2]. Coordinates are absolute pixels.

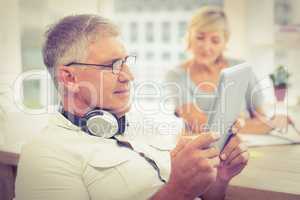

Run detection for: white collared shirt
[[15, 112, 184, 200]]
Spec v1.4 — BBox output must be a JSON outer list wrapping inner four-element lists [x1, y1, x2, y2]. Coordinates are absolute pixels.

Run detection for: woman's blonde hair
[[186, 6, 230, 48]]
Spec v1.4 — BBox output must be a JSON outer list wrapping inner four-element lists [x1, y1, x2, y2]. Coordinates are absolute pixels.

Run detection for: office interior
[[0, 0, 300, 200]]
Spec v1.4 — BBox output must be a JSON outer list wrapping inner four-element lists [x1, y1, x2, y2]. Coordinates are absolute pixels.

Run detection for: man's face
[[67, 36, 134, 116]]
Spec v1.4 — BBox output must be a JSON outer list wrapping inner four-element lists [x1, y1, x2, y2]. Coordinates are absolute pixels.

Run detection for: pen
[[288, 116, 300, 134]]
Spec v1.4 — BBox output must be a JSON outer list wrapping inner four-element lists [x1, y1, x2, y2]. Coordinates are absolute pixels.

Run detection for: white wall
[[224, 0, 247, 60], [47, 0, 99, 15], [291, 0, 300, 24], [224, 0, 276, 104], [288, 0, 300, 105], [0, 0, 22, 85], [224, 0, 275, 74], [0, 0, 22, 146]]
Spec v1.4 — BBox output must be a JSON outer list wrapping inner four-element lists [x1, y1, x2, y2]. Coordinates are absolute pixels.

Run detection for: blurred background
[[1, 0, 300, 107], [1, 0, 300, 146]]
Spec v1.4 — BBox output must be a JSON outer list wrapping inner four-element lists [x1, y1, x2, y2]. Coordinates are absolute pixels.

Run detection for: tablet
[[207, 63, 251, 150]]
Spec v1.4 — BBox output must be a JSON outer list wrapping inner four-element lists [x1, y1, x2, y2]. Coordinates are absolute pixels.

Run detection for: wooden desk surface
[[227, 144, 300, 200]]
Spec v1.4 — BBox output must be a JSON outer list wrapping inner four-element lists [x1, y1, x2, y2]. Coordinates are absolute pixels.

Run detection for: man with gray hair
[[15, 14, 248, 200]]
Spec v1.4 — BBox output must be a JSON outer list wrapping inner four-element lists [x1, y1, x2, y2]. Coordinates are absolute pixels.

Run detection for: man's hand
[[217, 134, 249, 182], [202, 119, 249, 200], [167, 132, 221, 199], [217, 118, 249, 182]]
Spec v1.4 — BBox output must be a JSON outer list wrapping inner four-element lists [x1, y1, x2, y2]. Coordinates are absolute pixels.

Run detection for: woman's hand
[[176, 103, 207, 133], [269, 114, 289, 133], [231, 118, 245, 134]]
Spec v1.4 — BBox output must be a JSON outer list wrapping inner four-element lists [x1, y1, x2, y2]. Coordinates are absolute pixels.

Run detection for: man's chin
[[113, 103, 132, 118]]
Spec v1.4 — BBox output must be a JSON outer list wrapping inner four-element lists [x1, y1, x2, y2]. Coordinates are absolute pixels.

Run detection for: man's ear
[[57, 65, 79, 93]]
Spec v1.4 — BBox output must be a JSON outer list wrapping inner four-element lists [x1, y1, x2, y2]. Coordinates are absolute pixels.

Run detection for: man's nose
[[118, 64, 134, 82]]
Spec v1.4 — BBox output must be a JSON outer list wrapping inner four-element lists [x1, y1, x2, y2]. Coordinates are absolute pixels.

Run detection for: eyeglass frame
[[64, 55, 136, 74]]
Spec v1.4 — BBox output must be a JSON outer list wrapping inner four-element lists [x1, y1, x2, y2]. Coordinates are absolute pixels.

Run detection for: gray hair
[[42, 14, 120, 85]]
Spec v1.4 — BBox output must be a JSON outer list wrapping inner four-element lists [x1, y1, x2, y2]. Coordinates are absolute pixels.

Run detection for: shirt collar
[[49, 112, 82, 131], [49, 111, 128, 136]]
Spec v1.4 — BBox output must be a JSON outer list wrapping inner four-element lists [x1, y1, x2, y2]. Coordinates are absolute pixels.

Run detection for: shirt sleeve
[[15, 143, 89, 200], [165, 69, 194, 110]]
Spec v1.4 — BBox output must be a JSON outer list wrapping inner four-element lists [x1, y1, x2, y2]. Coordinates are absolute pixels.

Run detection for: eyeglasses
[[64, 55, 136, 74]]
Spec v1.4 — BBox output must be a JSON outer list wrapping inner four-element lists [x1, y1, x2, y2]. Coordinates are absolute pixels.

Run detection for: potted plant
[[269, 65, 290, 101]]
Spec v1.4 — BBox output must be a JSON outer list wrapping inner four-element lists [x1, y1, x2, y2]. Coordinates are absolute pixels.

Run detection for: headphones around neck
[[61, 108, 127, 138]]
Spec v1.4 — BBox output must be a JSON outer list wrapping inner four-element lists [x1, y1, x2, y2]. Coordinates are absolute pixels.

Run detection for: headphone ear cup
[[85, 110, 119, 138]]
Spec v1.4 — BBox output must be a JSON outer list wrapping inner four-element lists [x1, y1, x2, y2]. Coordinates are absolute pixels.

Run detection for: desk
[[226, 145, 300, 200], [0, 150, 19, 200], [1, 145, 300, 200]]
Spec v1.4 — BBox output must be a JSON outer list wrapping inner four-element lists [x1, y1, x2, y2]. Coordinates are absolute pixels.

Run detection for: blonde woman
[[166, 6, 288, 134]]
